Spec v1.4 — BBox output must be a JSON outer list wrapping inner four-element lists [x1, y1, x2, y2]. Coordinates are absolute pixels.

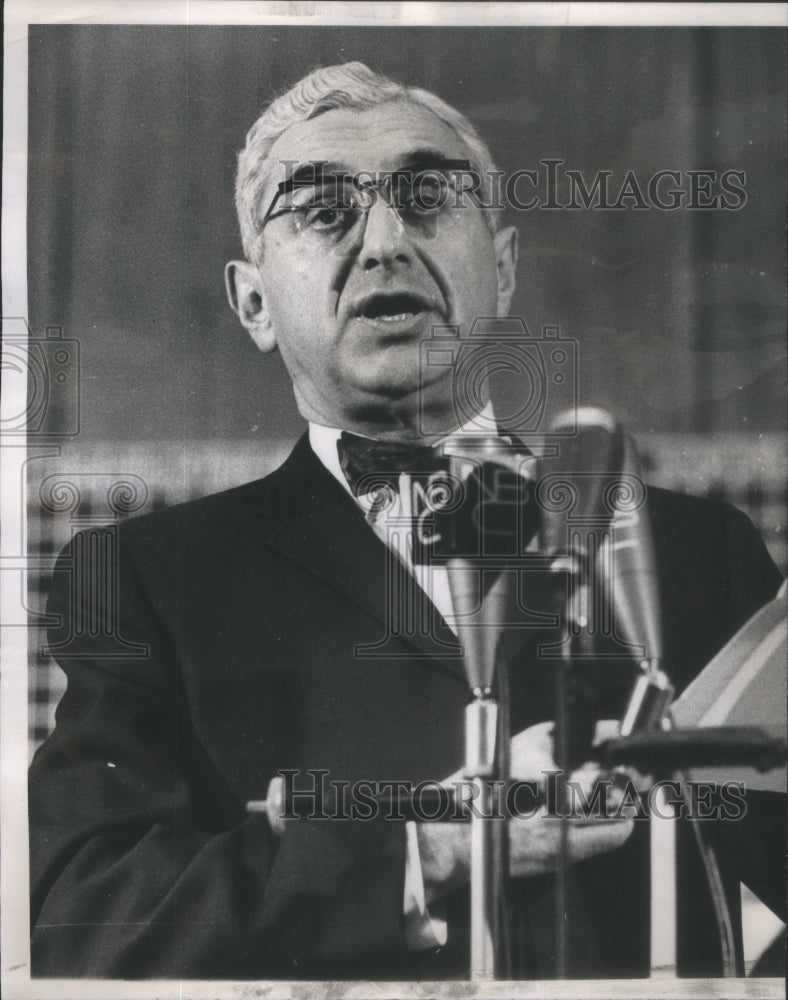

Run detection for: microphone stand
[[618, 659, 678, 975], [551, 536, 607, 976], [464, 687, 504, 980], [448, 557, 511, 982], [440, 439, 533, 981], [539, 412, 640, 977]]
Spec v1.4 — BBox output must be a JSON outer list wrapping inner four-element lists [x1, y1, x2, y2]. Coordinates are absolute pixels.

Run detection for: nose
[[356, 191, 412, 271]]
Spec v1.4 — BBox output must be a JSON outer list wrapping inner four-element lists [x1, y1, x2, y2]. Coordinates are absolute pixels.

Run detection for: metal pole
[[650, 784, 677, 977], [465, 694, 501, 981]]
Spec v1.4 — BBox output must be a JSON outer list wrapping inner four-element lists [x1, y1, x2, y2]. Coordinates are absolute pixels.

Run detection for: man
[[29, 62, 782, 980]]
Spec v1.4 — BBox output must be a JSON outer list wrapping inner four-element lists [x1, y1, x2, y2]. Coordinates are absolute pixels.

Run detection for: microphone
[[537, 409, 629, 974], [539, 410, 671, 736], [445, 558, 512, 693], [538, 407, 625, 565], [419, 434, 538, 980], [414, 434, 539, 692], [598, 432, 663, 667], [601, 434, 673, 735], [537, 409, 628, 769]]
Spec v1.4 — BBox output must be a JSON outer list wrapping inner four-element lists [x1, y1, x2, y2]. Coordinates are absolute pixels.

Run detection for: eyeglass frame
[[256, 158, 474, 236]]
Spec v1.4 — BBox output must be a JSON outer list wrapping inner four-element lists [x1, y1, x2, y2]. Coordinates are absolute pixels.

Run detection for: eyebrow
[[275, 161, 346, 197], [392, 150, 472, 175], [275, 152, 472, 195]]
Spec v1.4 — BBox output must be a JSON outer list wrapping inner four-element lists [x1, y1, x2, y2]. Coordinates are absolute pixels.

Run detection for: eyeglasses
[[256, 160, 473, 247]]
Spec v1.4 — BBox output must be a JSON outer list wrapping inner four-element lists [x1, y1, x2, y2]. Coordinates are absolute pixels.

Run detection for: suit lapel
[[261, 435, 467, 682]]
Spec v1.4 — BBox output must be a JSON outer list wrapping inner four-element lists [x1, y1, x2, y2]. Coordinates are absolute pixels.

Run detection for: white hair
[[235, 61, 501, 259]]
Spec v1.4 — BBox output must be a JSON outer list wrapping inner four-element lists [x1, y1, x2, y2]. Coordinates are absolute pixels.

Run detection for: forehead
[[261, 100, 473, 193]]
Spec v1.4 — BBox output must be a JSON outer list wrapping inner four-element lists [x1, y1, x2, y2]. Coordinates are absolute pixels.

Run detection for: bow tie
[[337, 429, 537, 557], [337, 431, 443, 496]]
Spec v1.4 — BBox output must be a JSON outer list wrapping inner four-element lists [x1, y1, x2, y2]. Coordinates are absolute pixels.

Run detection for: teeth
[[377, 313, 412, 322]]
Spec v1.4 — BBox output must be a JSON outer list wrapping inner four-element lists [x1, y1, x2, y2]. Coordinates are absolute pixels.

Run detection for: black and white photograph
[[1, 2, 786, 997]]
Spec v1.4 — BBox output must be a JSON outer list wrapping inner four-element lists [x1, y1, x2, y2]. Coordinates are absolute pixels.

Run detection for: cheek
[[449, 248, 499, 315], [435, 221, 498, 292], [262, 242, 336, 331]]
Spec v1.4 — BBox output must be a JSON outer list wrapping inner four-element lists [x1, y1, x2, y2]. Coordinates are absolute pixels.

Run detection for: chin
[[342, 366, 457, 432], [350, 375, 422, 404], [342, 350, 422, 397]]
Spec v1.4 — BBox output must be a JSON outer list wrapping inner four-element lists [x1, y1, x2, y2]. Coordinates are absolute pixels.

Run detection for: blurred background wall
[[26, 24, 786, 753]]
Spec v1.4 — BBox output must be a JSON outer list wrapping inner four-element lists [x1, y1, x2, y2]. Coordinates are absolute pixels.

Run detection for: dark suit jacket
[[29, 433, 782, 979]]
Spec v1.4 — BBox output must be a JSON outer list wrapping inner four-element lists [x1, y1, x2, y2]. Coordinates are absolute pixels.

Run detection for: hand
[[417, 720, 634, 903], [508, 719, 634, 876]]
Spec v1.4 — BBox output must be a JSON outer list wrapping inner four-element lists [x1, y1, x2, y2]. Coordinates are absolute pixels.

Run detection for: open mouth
[[357, 293, 432, 323]]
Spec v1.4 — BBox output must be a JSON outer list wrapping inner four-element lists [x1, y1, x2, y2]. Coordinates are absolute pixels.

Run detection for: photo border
[[2, 3, 785, 998]]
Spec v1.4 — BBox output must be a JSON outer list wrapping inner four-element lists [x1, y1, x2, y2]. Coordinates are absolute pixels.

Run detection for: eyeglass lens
[[267, 163, 472, 242]]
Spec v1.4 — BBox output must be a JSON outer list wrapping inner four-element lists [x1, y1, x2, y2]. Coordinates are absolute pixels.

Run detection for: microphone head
[[536, 409, 663, 664], [414, 435, 540, 564], [537, 408, 625, 559], [446, 557, 515, 692], [598, 433, 663, 664], [429, 436, 538, 692]]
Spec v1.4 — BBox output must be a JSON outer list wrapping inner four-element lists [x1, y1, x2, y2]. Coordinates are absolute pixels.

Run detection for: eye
[[297, 183, 357, 233], [302, 204, 352, 231], [403, 173, 450, 215]]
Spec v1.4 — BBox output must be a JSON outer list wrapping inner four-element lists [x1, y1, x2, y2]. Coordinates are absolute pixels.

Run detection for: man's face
[[227, 100, 517, 437]]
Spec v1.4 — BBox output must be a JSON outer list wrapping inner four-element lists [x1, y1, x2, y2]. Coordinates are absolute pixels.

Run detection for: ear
[[493, 225, 518, 317], [224, 260, 277, 353]]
